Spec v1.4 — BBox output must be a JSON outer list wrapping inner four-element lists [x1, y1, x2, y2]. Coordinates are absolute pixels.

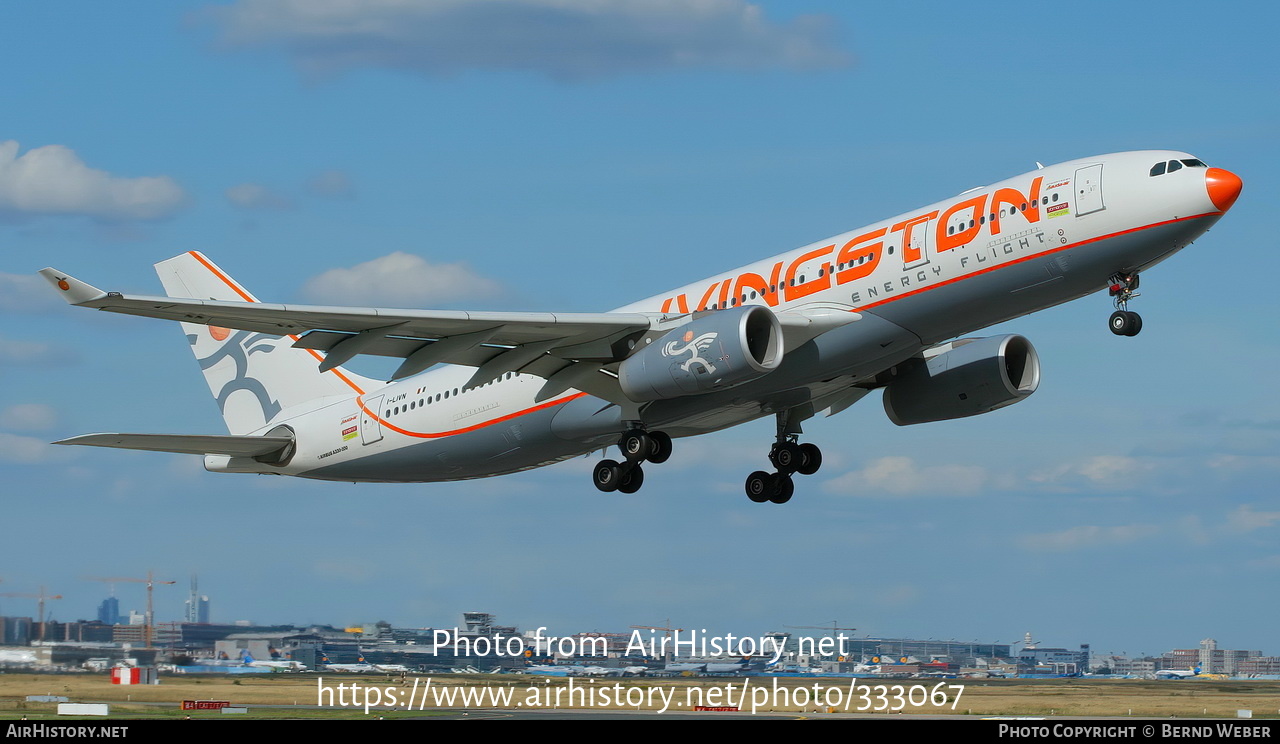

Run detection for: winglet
[[38, 268, 108, 305]]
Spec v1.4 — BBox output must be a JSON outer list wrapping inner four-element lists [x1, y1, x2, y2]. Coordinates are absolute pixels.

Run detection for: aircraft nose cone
[[1205, 167, 1242, 212]]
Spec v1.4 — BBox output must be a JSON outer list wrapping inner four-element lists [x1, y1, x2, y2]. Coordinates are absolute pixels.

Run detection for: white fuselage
[[212, 150, 1227, 482]]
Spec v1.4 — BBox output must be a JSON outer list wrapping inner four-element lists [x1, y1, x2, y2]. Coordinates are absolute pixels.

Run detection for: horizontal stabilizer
[[54, 432, 293, 459]]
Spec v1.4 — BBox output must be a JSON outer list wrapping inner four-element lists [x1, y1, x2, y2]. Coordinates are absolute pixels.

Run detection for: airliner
[[41, 151, 1242, 504]]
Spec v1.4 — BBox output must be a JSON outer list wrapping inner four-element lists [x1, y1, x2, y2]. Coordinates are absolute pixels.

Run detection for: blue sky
[[1, 1, 1277, 660]]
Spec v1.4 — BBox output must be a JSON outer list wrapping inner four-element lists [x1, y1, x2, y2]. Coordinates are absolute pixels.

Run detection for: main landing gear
[[745, 410, 822, 504], [592, 428, 672, 494], [1107, 272, 1143, 337]]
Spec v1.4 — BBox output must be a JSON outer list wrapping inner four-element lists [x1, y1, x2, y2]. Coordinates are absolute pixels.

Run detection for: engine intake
[[882, 334, 1040, 426], [618, 305, 783, 401]]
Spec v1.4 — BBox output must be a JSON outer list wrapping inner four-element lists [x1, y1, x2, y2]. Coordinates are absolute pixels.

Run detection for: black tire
[[648, 431, 673, 464], [797, 443, 823, 476], [771, 442, 800, 472], [769, 475, 794, 504], [618, 464, 645, 494], [1109, 310, 1134, 336], [620, 431, 651, 461], [593, 459, 622, 492], [745, 471, 773, 503], [1125, 312, 1143, 337]]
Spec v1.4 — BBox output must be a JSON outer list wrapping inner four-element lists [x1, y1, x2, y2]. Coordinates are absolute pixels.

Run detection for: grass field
[[1, 673, 1277, 719]]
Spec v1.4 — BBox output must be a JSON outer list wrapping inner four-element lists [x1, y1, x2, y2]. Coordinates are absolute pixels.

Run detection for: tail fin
[[155, 251, 381, 435]]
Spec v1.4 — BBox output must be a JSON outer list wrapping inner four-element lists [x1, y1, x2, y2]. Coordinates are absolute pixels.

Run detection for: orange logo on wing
[[57, 280, 70, 291]]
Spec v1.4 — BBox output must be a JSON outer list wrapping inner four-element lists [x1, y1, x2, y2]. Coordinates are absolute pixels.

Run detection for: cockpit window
[[1180, 158, 1207, 168], [1167, 160, 1183, 173], [1150, 162, 1166, 177]]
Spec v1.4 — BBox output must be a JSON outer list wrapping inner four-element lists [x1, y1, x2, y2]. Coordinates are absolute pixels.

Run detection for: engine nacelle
[[618, 305, 783, 402], [882, 334, 1040, 426]]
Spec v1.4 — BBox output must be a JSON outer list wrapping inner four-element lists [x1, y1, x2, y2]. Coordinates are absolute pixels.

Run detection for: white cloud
[[202, 0, 849, 80], [306, 170, 354, 198], [1224, 504, 1280, 533], [2, 404, 57, 432], [0, 335, 77, 366], [0, 432, 75, 464], [821, 456, 991, 498], [225, 182, 293, 210], [0, 272, 63, 313], [1027, 455, 1156, 493], [0, 140, 185, 221], [1018, 524, 1161, 552], [302, 251, 503, 307]]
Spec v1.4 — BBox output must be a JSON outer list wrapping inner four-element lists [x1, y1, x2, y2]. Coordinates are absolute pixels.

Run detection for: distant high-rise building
[[184, 575, 211, 624], [97, 596, 120, 626]]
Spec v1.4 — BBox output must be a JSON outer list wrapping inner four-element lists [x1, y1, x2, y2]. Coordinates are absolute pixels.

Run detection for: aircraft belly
[[300, 405, 582, 483], [875, 217, 1212, 344]]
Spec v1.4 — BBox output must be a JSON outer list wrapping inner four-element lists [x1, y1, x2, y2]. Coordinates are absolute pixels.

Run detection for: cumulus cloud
[[306, 170, 354, 198], [822, 456, 993, 498], [1018, 524, 1161, 552], [0, 432, 75, 464], [0, 335, 77, 366], [0, 272, 63, 313], [301, 251, 503, 307], [0, 140, 185, 221], [201, 0, 849, 80], [225, 182, 294, 210], [1224, 504, 1280, 533], [1026, 455, 1156, 493], [2, 404, 57, 432]]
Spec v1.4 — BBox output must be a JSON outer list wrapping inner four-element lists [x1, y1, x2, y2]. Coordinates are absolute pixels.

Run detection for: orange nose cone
[[1205, 167, 1242, 212]]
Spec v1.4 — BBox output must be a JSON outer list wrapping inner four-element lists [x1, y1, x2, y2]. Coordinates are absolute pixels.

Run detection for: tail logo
[[209, 325, 230, 342], [188, 329, 282, 423]]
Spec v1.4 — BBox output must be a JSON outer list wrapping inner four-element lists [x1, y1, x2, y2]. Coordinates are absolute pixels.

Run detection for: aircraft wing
[[40, 263, 860, 403], [55, 433, 293, 459], [39, 266, 654, 394]]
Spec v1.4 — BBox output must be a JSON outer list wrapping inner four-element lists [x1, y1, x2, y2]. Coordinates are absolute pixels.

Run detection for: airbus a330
[[42, 151, 1242, 504]]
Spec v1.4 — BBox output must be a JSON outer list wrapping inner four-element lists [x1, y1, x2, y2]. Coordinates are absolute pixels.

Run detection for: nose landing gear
[[1107, 272, 1142, 337]]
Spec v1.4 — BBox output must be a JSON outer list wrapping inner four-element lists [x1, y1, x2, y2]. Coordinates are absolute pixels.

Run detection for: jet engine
[[618, 305, 783, 401], [881, 334, 1040, 426]]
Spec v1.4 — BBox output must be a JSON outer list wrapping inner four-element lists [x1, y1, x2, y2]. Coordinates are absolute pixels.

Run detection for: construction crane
[[785, 621, 858, 636], [86, 572, 175, 648], [0, 586, 63, 642]]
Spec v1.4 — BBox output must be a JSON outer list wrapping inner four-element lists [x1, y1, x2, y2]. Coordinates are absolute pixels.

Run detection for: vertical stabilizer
[[155, 251, 381, 435]]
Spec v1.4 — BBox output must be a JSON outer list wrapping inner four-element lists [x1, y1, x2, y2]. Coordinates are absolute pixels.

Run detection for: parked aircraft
[[42, 151, 1241, 503]]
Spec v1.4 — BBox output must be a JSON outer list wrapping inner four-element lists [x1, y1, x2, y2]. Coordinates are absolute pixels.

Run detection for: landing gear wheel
[[592, 459, 623, 492], [1109, 310, 1142, 337], [770, 442, 801, 472], [745, 471, 773, 503], [618, 464, 645, 494], [797, 443, 823, 476], [769, 475, 794, 504], [1126, 312, 1142, 336], [619, 431, 651, 461], [647, 431, 673, 464]]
